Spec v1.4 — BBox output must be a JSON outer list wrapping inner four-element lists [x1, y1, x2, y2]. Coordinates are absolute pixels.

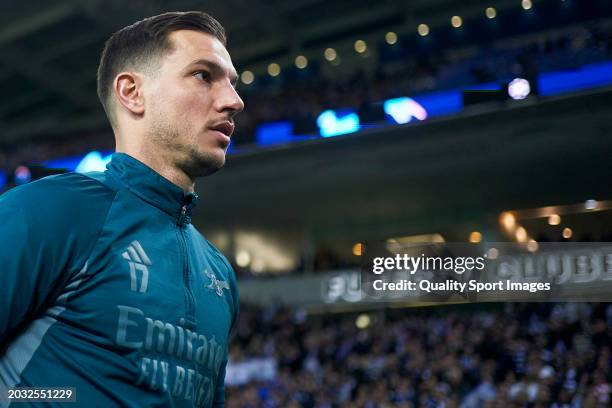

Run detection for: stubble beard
[[149, 114, 226, 179]]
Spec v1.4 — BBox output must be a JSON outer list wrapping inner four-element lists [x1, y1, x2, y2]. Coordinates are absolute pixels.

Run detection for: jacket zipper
[[177, 204, 196, 328]]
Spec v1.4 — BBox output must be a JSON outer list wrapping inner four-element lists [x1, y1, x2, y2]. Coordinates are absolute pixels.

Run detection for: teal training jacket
[[0, 153, 239, 407]]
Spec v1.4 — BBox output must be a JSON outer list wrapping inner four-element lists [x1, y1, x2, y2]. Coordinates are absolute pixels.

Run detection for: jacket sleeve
[[0, 174, 115, 346]]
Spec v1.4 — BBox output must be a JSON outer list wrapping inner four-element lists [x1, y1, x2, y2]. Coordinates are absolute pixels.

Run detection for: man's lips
[[208, 128, 231, 148], [209, 121, 234, 137]]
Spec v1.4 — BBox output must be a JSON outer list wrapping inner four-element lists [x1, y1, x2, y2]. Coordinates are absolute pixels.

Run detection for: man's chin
[[191, 150, 226, 177]]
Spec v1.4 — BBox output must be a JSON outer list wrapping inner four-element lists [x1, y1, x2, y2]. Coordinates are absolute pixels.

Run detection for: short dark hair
[[96, 11, 227, 127]]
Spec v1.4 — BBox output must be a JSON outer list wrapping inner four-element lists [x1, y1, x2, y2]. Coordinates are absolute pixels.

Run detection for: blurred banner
[[360, 242, 612, 303], [226, 358, 277, 386], [239, 243, 612, 307]]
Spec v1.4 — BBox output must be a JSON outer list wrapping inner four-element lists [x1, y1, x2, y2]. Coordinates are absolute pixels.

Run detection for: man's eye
[[194, 71, 211, 82]]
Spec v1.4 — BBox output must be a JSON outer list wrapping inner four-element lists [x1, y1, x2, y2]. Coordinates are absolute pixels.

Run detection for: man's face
[[144, 30, 244, 177]]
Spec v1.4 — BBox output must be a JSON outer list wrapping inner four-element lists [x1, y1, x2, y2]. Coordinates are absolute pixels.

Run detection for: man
[[0, 11, 243, 407]]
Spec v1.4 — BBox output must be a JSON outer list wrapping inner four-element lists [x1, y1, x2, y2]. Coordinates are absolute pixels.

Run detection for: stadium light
[[354, 40, 367, 54], [324, 48, 337, 61], [486, 7, 497, 19], [522, 0, 532, 10], [469, 231, 482, 243], [241, 70, 254, 84], [508, 78, 531, 100], [76, 151, 113, 173], [295, 55, 308, 69], [316, 109, 360, 137], [385, 31, 397, 45], [515, 226, 528, 242], [562, 227, 572, 239], [501, 212, 516, 230], [267, 63, 281, 77], [418, 24, 429, 36], [383, 97, 428, 124], [451, 16, 463, 28]]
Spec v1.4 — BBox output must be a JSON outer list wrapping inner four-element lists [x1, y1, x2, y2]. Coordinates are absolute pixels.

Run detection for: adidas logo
[[121, 240, 152, 293]]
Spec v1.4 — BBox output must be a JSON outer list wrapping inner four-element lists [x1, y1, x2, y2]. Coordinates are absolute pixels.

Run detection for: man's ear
[[114, 72, 145, 116]]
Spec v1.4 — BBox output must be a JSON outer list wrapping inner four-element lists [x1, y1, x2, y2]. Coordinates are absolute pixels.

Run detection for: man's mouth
[[210, 121, 234, 138]]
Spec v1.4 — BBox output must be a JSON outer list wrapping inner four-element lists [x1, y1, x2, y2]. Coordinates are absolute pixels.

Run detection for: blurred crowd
[[2, 20, 612, 180], [0, 130, 113, 190], [227, 302, 611, 408], [233, 22, 612, 143]]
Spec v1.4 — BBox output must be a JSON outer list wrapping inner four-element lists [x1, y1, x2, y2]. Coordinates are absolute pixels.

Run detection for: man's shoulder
[[1, 171, 117, 222], [3, 171, 113, 198]]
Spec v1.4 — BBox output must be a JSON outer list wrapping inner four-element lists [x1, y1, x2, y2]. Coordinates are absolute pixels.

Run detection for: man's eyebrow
[[189, 58, 239, 86]]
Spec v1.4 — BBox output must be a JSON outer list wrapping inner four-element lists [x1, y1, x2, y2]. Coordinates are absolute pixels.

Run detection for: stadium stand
[[2, 16, 612, 182], [235, 21, 612, 145], [226, 302, 611, 407]]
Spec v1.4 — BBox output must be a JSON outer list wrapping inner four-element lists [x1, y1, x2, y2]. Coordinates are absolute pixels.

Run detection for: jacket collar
[[106, 153, 198, 225]]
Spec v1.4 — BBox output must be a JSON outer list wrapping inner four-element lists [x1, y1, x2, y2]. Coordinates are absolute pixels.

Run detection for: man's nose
[[215, 83, 244, 116]]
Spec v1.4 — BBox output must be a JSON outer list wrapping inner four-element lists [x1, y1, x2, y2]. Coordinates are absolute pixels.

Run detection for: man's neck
[[115, 146, 195, 193]]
